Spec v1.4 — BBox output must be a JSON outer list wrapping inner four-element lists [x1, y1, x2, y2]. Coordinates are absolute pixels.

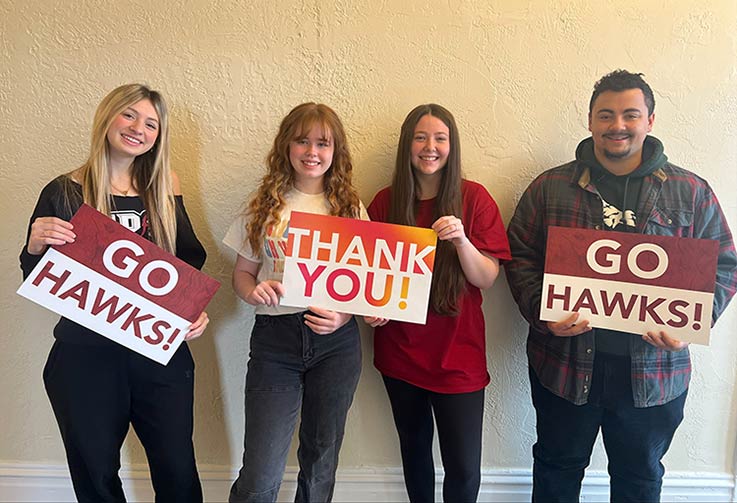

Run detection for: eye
[[414, 134, 426, 142], [295, 138, 308, 145], [436, 135, 448, 143], [122, 112, 135, 120], [146, 122, 158, 131], [318, 141, 330, 148]]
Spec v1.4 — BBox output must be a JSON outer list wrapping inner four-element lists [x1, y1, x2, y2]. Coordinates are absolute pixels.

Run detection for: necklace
[[111, 182, 133, 196]]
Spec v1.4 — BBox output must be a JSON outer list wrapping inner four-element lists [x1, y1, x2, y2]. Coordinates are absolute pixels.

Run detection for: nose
[[306, 142, 318, 156], [424, 138, 436, 151], [611, 115, 626, 130], [129, 118, 144, 134]]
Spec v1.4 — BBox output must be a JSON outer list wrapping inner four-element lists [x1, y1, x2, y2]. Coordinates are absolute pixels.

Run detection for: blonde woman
[[21, 84, 208, 502]]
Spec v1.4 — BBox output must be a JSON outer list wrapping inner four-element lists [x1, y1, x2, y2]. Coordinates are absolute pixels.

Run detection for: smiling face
[[410, 114, 450, 179], [106, 99, 160, 162], [588, 88, 654, 174], [289, 124, 334, 193]]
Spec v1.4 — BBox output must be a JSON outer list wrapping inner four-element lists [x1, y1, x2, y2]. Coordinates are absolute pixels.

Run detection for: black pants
[[382, 375, 484, 503], [43, 340, 202, 503], [530, 354, 686, 503]]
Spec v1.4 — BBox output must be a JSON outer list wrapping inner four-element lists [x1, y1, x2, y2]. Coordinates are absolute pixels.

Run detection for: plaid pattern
[[506, 153, 737, 407]]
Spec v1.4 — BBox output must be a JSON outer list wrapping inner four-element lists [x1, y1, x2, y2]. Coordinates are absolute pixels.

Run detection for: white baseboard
[[0, 462, 733, 502]]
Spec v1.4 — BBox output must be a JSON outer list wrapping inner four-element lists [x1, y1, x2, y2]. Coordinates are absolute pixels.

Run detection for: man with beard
[[505, 70, 737, 502]]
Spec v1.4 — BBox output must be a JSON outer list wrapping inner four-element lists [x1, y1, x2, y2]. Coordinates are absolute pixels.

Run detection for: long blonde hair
[[246, 103, 361, 255], [66, 84, 177, 253]]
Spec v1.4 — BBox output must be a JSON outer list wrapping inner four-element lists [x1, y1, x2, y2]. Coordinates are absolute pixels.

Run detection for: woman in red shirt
[[367, 104, 511, 502]]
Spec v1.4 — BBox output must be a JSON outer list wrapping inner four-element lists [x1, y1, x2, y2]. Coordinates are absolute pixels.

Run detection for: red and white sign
[[281, 212, 437, 324], [541, 226, 719, 345], [17, 204, 220, 364]]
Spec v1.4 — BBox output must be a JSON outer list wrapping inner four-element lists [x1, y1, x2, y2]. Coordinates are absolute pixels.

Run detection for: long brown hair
[[246, 103, 362, 255], [389, 104, 465, 315], [64, 84, 176, 253]]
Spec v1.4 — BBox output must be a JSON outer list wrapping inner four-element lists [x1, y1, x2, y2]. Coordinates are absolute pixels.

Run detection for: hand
[[643, 330, 689, 351], [432, 216, 469, 247], [364, 316, 389, 327], [184, 312, 209, 341], [245, 280, 285, 306], [28, 217, 76, 255], [304, 306, 352, 335], [546, 312, 592, 337]]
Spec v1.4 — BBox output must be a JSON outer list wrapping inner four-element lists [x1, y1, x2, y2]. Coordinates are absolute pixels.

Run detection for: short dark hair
[[589, 70, 655, 116]]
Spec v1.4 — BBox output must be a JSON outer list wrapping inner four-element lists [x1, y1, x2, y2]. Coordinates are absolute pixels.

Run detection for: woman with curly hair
[[224, 103, 367, 503], [20, 83, 209, 502]]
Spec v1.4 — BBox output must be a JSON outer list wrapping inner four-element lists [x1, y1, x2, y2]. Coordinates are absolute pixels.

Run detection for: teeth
[[122, 134, 143, 144]]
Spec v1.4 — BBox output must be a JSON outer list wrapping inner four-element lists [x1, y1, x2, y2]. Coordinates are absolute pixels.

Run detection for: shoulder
[[171, 170, 182, 195], [661, 162, 709, 186], [368, 186, 391, 207], [367, 186, 391, 219], [461, 179, 491, 198]]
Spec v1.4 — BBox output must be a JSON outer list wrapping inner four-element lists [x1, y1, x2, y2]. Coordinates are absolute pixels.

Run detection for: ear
[[647, 113, 655, 132], [588, 113, 593, 133]]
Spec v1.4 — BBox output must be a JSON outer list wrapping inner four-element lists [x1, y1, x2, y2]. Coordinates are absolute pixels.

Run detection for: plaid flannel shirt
[[506, 152, 737, 407]]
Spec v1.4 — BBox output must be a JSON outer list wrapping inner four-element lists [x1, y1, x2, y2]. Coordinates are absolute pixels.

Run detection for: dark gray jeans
[[229, 312, 361, 503]]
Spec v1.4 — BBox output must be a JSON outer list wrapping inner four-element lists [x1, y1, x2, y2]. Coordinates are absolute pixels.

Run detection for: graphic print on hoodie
[[573, 135, 669, 354]]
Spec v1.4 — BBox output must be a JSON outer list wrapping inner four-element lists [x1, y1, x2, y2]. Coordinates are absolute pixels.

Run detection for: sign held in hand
[[541, 226, 719, 345], [280, 212, 437, 324], [17, 204, 220, 364]]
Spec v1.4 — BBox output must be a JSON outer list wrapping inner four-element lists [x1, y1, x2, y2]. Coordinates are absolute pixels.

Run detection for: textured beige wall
[[2, 0, 736, 478]]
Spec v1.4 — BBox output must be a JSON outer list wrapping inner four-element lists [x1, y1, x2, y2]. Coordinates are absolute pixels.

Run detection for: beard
[[603, 147, 631, 159]]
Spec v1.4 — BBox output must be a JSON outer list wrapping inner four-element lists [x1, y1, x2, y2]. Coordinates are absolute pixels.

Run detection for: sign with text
[[17, 204, 220, 364], [541, 226, 719, 345], [281, 212, 437, 324]]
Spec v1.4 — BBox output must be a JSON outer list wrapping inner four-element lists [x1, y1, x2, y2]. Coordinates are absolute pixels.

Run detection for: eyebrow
[[596, 108, 643, 115]]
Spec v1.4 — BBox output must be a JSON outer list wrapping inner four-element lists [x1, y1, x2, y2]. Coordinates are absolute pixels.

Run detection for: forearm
[[455, 239, 500, 289], [232, 269, 259, 305]]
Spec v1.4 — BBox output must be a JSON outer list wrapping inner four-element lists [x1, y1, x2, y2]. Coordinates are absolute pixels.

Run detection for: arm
[[641, 180, 737, 351], [171, 170, 182, 196], [432, 215, 500, 289], [695, 184, 737, 324], [505, 179, 551, 334], [20, 178, 77, 279]]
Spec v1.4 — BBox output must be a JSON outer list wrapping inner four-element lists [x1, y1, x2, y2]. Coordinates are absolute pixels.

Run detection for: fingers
[[432, 216, 466, 243], [184, 312, 210, 341], [28, 217, 76, 254], [305, 308, 351, 335], [248, 281, 284, 306], [643, 331, 689, 351], [364, 316, 389, 327], [547, 312, 591, 337]]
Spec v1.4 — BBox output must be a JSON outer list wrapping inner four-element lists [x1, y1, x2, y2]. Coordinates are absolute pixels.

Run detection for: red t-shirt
[[367, 180, 512, 393]]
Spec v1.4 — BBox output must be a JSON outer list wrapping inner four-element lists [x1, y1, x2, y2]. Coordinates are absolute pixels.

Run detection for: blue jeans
[[529, 354, 687, 503], [229, 312, 361, 503]]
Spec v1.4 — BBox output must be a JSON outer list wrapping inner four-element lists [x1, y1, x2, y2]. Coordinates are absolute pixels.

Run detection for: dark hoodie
[[574, 135, 668, 355]]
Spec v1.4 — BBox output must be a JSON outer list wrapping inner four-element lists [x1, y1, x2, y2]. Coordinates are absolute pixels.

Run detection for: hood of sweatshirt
[[575, 135, 667, 180]]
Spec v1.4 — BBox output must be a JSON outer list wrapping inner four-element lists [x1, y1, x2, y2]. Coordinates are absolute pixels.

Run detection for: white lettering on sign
[[102, 240, 179, 296]]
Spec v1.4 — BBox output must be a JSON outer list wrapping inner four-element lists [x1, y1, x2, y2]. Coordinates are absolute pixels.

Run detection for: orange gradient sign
[[281, 211, 437, 324]]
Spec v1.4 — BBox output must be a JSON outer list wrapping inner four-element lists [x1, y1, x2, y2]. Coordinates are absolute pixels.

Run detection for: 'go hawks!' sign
[[541, 226, 719, 345], [18, 204, 220, 364]]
